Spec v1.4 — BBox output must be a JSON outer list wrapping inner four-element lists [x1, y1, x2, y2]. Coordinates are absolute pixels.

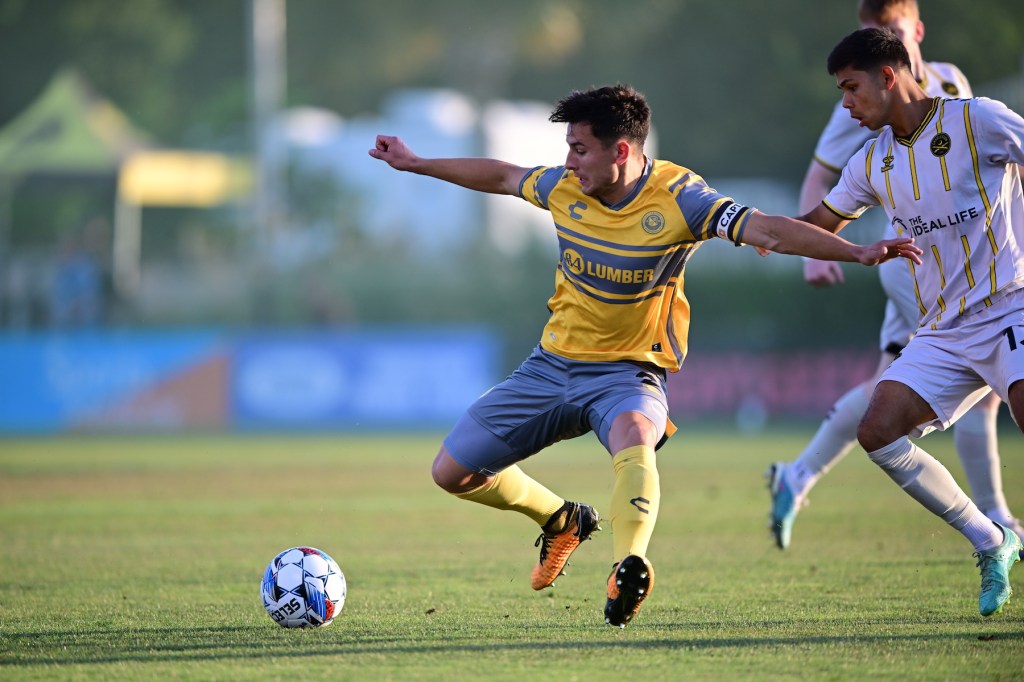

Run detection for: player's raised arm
[[369, 135, 530, 196], [742, 207, 921, 266]]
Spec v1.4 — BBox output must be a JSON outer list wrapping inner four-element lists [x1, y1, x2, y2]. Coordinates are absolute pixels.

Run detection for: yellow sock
[[610, 445, 660, 560], [455, 465, 564, 526]]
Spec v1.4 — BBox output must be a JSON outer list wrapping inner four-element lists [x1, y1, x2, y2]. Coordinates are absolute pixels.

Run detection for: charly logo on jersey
[[568, 201, 587, 220], [641, 210, 665, 235], [942, 81, 959, 96], [930, 132, 951, 157]]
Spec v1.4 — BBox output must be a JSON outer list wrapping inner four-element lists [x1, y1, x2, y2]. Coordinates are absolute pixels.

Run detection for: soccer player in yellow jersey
[[797, 28, 1024, 617], [768, 0, 1021, 552], [369, 84, 919, 627]]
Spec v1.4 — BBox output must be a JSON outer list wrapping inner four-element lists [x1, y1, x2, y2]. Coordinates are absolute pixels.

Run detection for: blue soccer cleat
[[766, 462, 803, 550], [975, 523, 1023, 617]]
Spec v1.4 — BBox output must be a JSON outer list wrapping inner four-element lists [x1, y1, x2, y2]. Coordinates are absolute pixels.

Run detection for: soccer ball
[[261, 546, 346, 627]]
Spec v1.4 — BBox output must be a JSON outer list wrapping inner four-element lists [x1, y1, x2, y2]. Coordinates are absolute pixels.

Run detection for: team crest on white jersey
[[641, 211, 665, 234], [930, 133, 951, 157]]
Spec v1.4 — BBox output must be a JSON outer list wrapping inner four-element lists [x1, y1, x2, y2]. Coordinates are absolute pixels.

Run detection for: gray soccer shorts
[[443, 345, 672, 475]]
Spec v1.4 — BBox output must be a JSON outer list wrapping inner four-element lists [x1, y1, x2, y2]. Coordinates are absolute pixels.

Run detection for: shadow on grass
[[2, 619, 1022, 667]]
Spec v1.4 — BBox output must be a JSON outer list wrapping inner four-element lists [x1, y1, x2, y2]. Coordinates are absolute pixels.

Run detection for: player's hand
[[803, 258, 844, 288], [368, 135, 417, 171], [855, 237, 922, 266], [753, 246, 771, 257]]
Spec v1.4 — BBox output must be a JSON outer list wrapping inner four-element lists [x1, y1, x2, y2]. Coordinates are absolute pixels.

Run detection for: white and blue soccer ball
[[261, 546, 346, 627]]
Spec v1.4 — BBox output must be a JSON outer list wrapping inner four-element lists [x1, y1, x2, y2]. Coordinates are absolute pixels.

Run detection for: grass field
[[1, 428, 1022, 681]]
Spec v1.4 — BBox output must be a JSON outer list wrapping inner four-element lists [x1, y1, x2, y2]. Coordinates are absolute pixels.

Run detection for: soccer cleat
[[981, 510, 1024, 560], [530, 501, 600, 590], [766, 462, 803, 550], [975, 523, 1023, 617], [605, 554, 654, 628]]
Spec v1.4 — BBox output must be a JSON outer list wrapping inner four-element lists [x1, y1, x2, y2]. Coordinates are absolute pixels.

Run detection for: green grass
[[1, 428, 1022, 681]]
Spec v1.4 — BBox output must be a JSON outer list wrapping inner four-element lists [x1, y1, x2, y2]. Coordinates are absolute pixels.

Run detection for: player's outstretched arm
[[368, 134, 530, 196], [798, 160, 845, 287], [743, 207, 921, 266]]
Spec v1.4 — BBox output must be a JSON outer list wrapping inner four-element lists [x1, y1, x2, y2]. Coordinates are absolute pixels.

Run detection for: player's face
[[835, 67, 891, 131], [563, 122, 622, 200]]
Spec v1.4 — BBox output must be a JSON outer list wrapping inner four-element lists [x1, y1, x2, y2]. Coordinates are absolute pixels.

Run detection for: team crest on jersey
[[930, 132, 951, 157], [941, 82, 959, 96], [881, 154, 894, 173], [641, 211, 665, 234]]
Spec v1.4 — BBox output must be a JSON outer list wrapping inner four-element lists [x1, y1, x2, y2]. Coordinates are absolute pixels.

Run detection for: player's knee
[[430, 450, 458, 492], [431, 448, 484, 494], [1007, 379, 1024, 432], [608, 410, 659, 452], [856, 414, 889, 454]]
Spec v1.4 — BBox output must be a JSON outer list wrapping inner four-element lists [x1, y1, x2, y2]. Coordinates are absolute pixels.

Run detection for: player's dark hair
[[549, 84, 651, 147], [827, 27, 912, 75]]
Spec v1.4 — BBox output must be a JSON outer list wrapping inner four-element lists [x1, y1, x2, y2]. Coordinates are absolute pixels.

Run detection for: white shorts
[[877, 258, 919, 354], [880, 289, 1024, 437]]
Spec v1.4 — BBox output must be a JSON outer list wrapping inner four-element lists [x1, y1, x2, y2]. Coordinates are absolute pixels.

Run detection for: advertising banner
[[0, 327, 498, 433]]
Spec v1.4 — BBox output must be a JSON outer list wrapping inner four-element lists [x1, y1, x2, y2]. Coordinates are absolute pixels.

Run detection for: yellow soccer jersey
[[824, 97, 1024, 330], [519, 158, 753, 370]]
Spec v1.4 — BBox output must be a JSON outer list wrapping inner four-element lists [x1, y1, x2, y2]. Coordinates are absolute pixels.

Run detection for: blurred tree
[[2, 0, 1021, 176], [0, 0, 1021, 343], [507, 0, 1024, 177], [0, 0, 248, 149]]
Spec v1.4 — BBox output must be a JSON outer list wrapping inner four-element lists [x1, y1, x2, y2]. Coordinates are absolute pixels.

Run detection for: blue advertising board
[[0, 327, 499, 433], [231, 327, 498, 430]]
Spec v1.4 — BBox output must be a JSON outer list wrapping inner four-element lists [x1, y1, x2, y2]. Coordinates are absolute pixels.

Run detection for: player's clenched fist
[[368, 135, 417, 171]]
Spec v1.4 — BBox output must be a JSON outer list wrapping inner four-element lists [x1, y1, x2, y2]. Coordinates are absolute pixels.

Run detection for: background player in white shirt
[[797, 27, 1023, 617], [767, 0, 1022, 551]]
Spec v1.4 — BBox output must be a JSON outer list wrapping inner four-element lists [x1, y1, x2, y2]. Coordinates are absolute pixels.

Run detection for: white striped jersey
[[813, 61, 972, 173], [519, 158, 753, 370], [824, 97, 1024, 331]]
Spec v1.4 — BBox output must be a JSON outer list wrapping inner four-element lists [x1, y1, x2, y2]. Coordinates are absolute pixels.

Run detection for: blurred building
[[281, 88, 568, 257]]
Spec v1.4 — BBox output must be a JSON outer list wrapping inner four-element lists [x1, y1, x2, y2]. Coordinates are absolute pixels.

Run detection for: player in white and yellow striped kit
[[798, 27, 1024, 617], [768, 0, 1022, 553]]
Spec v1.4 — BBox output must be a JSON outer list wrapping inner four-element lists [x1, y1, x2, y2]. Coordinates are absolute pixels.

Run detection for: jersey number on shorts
[[1003, 326, 1022, 351]]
